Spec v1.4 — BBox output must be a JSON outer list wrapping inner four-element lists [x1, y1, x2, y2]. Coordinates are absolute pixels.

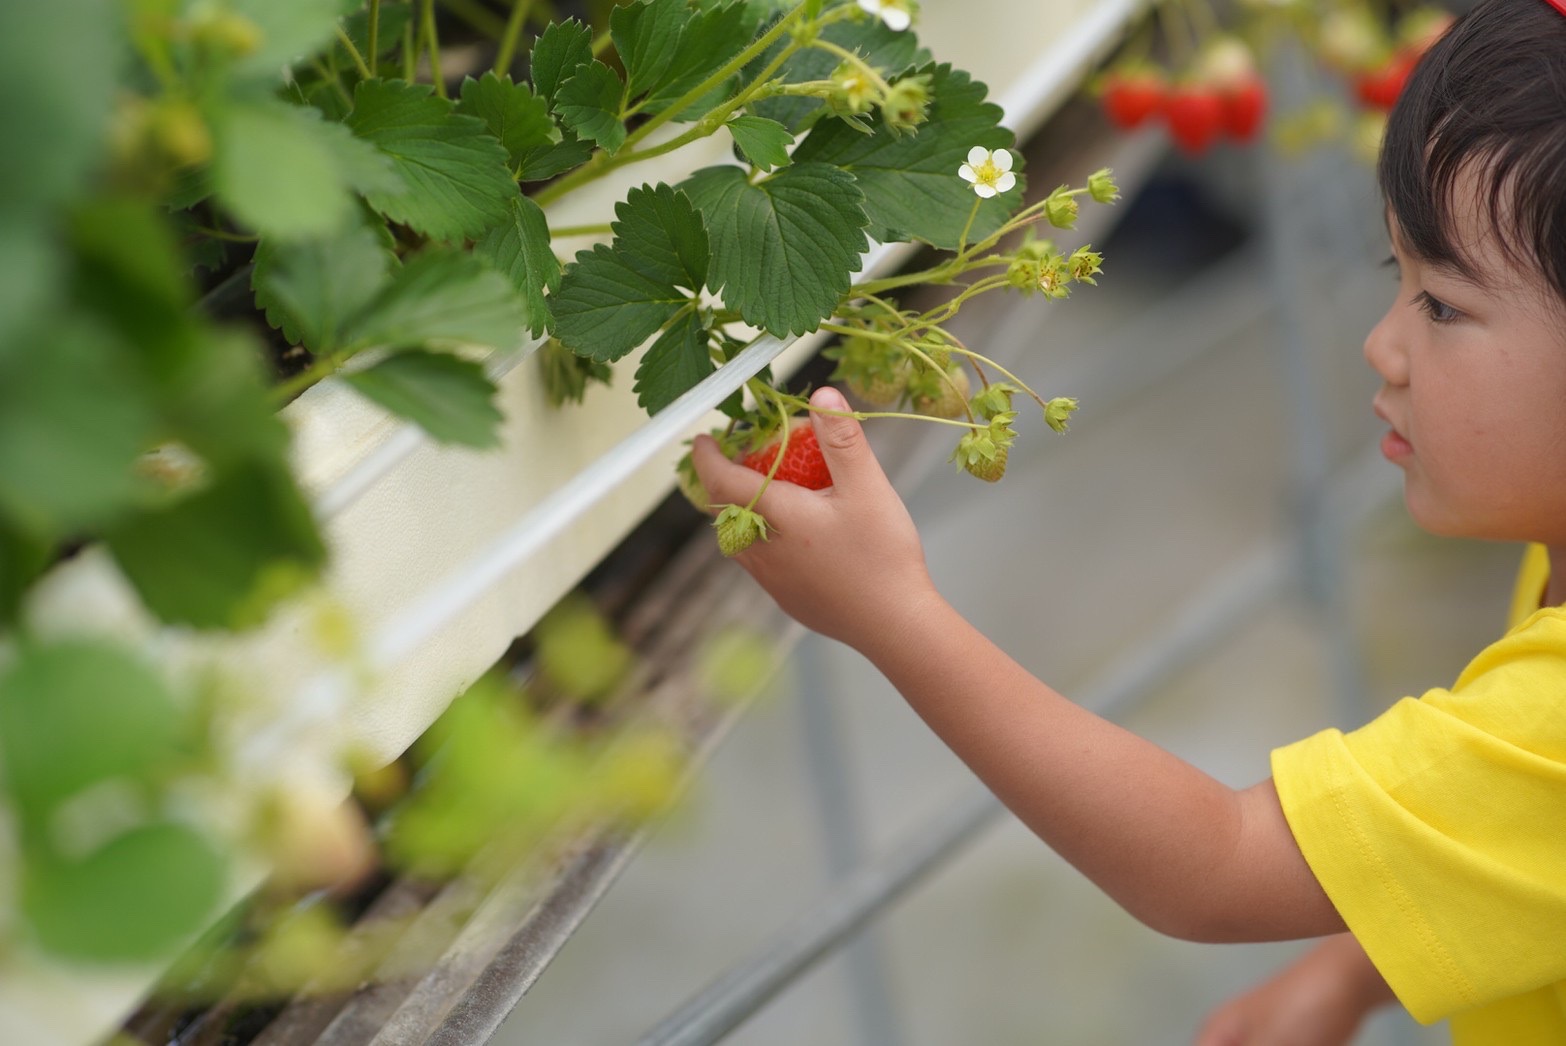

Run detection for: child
[[691, 0, 1566, 1040]]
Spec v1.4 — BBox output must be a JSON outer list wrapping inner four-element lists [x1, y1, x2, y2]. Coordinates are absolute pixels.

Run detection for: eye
[[1414, 290, 1462, 324]]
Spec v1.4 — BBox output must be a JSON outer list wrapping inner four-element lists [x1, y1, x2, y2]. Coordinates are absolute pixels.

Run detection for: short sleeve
[[1271, 609, 1566, 1025]]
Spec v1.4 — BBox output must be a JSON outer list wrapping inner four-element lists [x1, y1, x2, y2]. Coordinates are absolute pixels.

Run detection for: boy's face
[[1365, 177, 1566, 546]]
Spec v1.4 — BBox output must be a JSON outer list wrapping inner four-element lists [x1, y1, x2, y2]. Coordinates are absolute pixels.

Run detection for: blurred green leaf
[[791, 64, 1019, 249], [681, 162, 867, 336], [554, 61, 626, 154], [107, 459, 326, 630], [230, 0, 360, 80], [345, 249, 528, 353], [0, 640, 183, 820], [528, 19, 594, 106], [211, 100, 367, 240], [457, 73, 560, 172], [0, 218, 65, 355], [726, 115, 793, 172], [0, 0, 121, 219], [0, 316, 155, 537], [536, 338, 613, 407], [344, 350, 504, 448], [535, 595, 632, 700], [551, 184, 709, 362], [347, 79, 519, 242], [473, 196, 559, 337], [253, 220, 395, 351], [22, 821, 225, 962], [0, 522, 51, 624], [633, 309, 711, 416]]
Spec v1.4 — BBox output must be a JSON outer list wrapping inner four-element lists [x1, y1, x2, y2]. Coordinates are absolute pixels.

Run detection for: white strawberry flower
[[958, 146, 1016, 198], [857, 0, 913, 32]]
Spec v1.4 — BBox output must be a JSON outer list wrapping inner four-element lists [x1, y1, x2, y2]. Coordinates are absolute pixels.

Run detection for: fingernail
[[813, 386, 848, 411]]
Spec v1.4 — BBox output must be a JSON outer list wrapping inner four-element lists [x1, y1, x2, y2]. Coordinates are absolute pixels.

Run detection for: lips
[[1373, 400, 1413, 461]]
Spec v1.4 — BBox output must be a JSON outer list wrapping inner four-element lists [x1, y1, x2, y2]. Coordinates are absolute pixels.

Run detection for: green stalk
[[335, 25, 374, 80], [808, 37, 892, 93], [368, 0, 382, 69], [422, 0, 445, 97], [494, 0, 536, 74]]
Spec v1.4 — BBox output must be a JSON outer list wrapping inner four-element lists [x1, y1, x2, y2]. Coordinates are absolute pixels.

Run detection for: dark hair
[[1378, 0, 1566, 307]]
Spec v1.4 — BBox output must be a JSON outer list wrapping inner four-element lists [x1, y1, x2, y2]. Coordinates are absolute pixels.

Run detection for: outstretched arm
[[692, 387, 1345, 943]]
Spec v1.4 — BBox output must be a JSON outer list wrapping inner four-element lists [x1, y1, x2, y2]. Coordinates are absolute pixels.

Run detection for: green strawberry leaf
[[515, 131, 595, 183], [107, 459, 326, 630], [790, 63, 1020, 249], [610, 0, 684, 101], [22, 821, 225, 962], [0, 640, 183, 820], [347, 78, 519, 243], [726, 115, 793, 171], [680, 162, 867, 336], [554, 60, 626, 154], [551, 183, 709, 363], [456, 72, 560, 171], [252, 220, 395, 352], [473, 195, 558, 337], [529, 19, 594, 105], [639, 1, 760, 117], [345, 249, 528, 353], [344, 350, 503, 448], [633, 309, 712, 415]]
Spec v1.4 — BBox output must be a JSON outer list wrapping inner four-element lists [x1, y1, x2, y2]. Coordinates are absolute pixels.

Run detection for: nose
[[1362, 306, 1409, 387]]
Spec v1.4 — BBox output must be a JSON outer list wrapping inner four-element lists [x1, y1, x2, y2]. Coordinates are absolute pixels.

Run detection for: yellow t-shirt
[[1272, 543, 1566, 1043]]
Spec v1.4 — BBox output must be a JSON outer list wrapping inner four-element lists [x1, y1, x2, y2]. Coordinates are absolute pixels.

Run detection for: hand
[[690, 386, 937, 652], [1195, 935, 1395, 1046]]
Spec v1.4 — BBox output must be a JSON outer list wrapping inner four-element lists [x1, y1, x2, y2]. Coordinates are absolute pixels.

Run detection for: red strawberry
[[740, 423, 833, 490], [1222, 77, 1268, 142], [1354, 52, 1417, 111], [1164, 86, 1225, 154], [1100, 68, 1167, 130]]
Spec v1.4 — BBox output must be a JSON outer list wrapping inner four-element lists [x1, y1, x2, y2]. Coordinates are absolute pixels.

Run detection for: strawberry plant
[[0, 0, 1125, 1001]]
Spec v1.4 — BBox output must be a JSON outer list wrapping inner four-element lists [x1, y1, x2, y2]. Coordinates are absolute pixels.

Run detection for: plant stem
[[444, 0, 508, 39], [956, 198, 982, 253], [742, 386, 793, 511], [494, 0, 536, 74], [311, 58, 354, 108], [335, 25, 374, 80], [192, 226, 260, 243], [548, 222, 613, 238], [808, 37, 891, 92], [270, 353, 342, 405], [422, 0, 445, 97], [368, 0, 382, 68], [403, 18, 415, 81]]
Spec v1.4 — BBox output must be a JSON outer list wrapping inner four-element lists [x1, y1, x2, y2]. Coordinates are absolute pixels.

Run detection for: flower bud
[[1045, 396, 1080, 433], [1044, 188, 1079, 229], [881, 74, 931, 135], [1087, 167, 1120, 204], [827, 60, 880, 116]]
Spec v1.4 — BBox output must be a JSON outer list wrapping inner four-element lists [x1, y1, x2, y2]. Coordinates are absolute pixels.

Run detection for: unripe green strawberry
[[912, 366, 970, 419], [740, 423, 833, 489], [847, 370, 906, 407], [714, 505, 769, 557], [964, 444, 1009, 482]]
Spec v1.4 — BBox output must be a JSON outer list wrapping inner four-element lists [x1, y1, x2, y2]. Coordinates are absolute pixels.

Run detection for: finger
[[808, 386, 889, 493], [690, 433, 767, 510]]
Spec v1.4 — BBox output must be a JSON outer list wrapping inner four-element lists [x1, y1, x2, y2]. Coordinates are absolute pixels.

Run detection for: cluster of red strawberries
[[1096, 37, 1267, 155], [1316, 6, 1454, 113]]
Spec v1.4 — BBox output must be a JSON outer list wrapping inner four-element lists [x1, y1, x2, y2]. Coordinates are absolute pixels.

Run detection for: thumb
[[690, 433, 766, 511], [808, 386, 886, 491]]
